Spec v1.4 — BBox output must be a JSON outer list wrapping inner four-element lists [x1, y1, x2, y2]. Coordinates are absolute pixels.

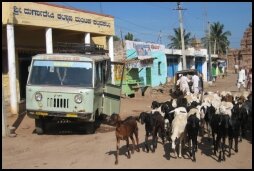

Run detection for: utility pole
[[157, 30, 162, 44], [208, 21, 212, 81], [175, 2, 187, 70], [120, 29, 124, 49], [100, 2, 103, 14]]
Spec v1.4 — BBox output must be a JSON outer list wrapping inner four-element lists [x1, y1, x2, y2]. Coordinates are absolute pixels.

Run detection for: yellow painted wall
[[2, 2, 114, 36], [92, 36, 107, 49]]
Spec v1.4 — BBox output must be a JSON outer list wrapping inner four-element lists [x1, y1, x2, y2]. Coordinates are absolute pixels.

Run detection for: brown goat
[[221, 94, 234, 103], [109, 113, 140, 165]]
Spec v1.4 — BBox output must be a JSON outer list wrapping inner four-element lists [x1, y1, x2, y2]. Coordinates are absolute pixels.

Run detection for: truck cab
[[26, 53, 124, 134]]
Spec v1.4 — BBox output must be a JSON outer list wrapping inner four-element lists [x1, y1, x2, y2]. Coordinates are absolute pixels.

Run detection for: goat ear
[[169, 109, 175, 114]]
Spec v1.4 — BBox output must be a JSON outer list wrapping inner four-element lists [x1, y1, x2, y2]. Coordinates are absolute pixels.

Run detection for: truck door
[[103, 62, 124, 116]]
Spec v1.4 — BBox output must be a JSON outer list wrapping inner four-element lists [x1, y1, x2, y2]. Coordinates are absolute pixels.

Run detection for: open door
[[102, 61, 124, 116]]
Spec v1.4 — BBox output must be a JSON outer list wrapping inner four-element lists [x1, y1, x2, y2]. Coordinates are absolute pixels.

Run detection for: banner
[[125, 40, 165, 57]]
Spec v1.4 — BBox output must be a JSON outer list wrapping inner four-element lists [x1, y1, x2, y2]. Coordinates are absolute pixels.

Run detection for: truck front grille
[[47, 98, 69, 108]]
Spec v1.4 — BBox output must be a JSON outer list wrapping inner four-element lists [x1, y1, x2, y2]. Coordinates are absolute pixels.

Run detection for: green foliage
[[113, 35, 120, 41], [124, 32, 134, 40], [201, 22, 231, 54], [168, 27, 192, 49]]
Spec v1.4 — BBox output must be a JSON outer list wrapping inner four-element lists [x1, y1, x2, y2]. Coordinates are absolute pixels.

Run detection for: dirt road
[[2, 73, 252, 169]]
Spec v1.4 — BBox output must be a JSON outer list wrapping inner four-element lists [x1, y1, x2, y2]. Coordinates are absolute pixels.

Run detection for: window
[[28, 60, 93, 87], [158, 61, 161, 75]]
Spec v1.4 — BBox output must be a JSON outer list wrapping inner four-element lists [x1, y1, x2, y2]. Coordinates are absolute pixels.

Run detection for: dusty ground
[[2, 73, 252, 169]]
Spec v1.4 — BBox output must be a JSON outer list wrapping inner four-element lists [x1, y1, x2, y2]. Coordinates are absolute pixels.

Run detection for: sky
[[51, 2, 252, 49]]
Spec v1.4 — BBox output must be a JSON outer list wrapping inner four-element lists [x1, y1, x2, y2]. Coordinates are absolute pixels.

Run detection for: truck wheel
[[35, 118, 45, 135], [85, 122, 95, 134]]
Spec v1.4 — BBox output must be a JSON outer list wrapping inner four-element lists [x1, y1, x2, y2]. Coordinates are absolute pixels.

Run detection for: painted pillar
[[108, 36, 114, 83], [203, 58, 208, 82], [7, 24, 18, 114], [84, 33, 91, 44], [191, 57, 195, 69], [178, 56, 182, 71], [45, 28, 53, 54]]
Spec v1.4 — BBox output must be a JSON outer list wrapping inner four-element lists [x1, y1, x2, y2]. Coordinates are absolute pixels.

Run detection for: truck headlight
[[74, 94, 82, 104], [35, 92, 42, 101]]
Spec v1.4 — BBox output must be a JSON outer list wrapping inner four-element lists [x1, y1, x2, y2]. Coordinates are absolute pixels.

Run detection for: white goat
[[219, 101, 234, 117], [170, 107, 188, 158]]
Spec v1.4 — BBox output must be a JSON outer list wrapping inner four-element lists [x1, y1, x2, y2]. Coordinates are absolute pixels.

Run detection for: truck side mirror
[[28, 65, 31, 72]]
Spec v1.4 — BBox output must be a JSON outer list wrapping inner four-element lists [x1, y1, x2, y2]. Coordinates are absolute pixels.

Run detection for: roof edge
[[35, 2, 114, 19]]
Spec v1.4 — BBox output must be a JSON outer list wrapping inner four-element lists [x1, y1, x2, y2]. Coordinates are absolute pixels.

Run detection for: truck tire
[[85, 122, 95, 134], [35, 118, 45, 135]]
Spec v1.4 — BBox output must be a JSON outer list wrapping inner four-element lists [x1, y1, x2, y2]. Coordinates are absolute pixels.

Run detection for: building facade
[[125, 40, 167, 87], [2, 2, 115, 114], [227, 26, 252, 73], [165, 47, 209, 82]]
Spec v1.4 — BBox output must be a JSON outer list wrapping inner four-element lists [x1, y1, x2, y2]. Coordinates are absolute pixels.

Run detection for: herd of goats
[[107, 90, 252, 165]]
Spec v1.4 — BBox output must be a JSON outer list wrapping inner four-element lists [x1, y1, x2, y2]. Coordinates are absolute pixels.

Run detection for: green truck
[[26, 53, 124, 134]]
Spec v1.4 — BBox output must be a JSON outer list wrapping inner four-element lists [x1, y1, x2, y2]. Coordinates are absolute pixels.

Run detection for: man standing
[[192, 73, 200, 94], [234, 64, 239, 74], [246, 68, 252, 92], [177, 73, 190, 94], [212, 63, 217, 82], [237, 67, 246, 91]]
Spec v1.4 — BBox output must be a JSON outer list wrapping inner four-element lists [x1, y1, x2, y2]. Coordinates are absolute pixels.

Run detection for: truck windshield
[[28, 60, 93, 87]]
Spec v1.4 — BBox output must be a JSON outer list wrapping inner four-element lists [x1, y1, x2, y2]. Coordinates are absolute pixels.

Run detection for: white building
[[165, 47, 218, 82]]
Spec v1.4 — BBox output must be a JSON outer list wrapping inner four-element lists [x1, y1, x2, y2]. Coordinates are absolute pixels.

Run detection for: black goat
[[228, 104, 241, 157], [139, 111, 165, 153], [211, 113, 230, 162], [186, 101, 201, 113], [161, 102, 175, 142], [176, 96, 188, 108], [186, 113, 200, 162], [238, 104, 249, 141], [151, 101, 164, 109], [202, 105, 216, 140], [170, 88, 184, 99]]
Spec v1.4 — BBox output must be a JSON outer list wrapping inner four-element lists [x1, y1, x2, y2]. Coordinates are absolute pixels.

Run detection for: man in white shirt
[[237, 67, 246, 91], [192, 73, 200, 94], [177, 74, 190, 94]]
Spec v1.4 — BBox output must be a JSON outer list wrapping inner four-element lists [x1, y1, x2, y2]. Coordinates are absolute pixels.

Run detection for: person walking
[[237, 67, 246, 91], [212, 63, 217, 82], [246, 68, 252, 92], [234, 64, 239, 74], [192, 73, 200, 94], [198, 73, 204, 93], [177, 73, 190, 94]]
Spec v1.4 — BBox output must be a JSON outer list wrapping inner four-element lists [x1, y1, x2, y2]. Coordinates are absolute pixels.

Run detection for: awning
[[125, 56, 154, 68], [137, 56, 154, 60]]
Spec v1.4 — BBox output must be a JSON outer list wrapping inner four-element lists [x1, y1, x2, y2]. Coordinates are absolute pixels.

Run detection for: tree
[[168, 27, 192, 49], [113, 35, 120, 41], [134, 38, 141, 41], [201, 22, 231, 55], [249, 22, 252, 28], [124, 32, 134, 40]]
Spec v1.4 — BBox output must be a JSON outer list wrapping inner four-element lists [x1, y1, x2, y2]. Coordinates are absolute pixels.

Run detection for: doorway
[[18, 53, 34, 100], [146, 67, 151, 86]]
